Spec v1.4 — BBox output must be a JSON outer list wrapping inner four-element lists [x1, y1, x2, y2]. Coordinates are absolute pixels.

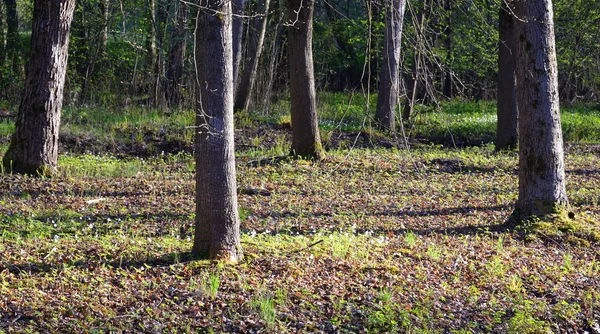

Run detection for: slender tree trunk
[[403, 0, 427, 121], [513, 0, 569, 220], [147, 0, 159, 107], [0, 1, 6, 66], [496, 1, 518, 151], [2, 0, 76, 176], [263, 6, 285, 114], [232, 0, 246, 91], [442, 0, 453, 98], [287, 0, 324, 159], [98, 0, 109, 57], [193, 0, 242, 262], [234, 0, 271, 112], [166, 0, 188, 109], [82, 0, 110, 102], [375, 0, 407, 131], [4, 0, 21, 76]]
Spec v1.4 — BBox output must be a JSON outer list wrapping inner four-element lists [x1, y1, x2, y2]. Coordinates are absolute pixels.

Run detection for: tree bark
[[193, 0, 242, 262], [165, 0, 189, 109], [496, 1, 518, 151], [287, 0, 324, 159], [234, 0, 271, 112], [2, 0, 76, 176], [232, 0, 246, 91], [375, 0, 407, 131], [513, 0, 569, 220]]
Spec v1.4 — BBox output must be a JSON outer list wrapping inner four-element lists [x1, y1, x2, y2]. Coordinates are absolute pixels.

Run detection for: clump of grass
[[251, 290, 277, 326]]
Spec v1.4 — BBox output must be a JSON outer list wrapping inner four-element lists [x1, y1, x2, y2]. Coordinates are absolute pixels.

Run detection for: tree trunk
[[82, 0, 110, 102], [263, 5, 285, 114], [0, 1, 6, 66], [374, 0, 407, 131], [442, 0, 453, 98], [2, 0, 76, 176], [232, 0, 246, 91], [4, 0, 21, 76], [495, 1, 518, 151], [513, 0, 569, 220], [402, 0, 427, 121], [234, 0, 271, 112], [98, 0, 109, 57], [193, 0, 242, 262], [165, 0, 188, 109], [287, 0, 324, 159]]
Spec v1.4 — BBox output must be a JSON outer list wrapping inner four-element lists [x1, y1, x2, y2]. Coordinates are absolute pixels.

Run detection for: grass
[[0, 94, 599, 331]]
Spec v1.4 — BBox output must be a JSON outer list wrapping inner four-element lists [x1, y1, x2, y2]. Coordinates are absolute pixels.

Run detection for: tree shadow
[[1, 250, 201, 276]]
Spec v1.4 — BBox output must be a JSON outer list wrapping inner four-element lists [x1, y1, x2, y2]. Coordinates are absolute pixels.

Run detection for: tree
[[495, 0, 518, 151], [287, 0, 325, 159], [3, 0, 21, 75], [192, 0, 242, 262], [165, 0, 189, 109], [512, 0, 569, 220], [2, 0, 77, 176], [234, 0, 271, 112], [81, 0, 111, 102], [375, 0, 407, 131], [0, 1, 5, 66], [232, 0, 246, 90]]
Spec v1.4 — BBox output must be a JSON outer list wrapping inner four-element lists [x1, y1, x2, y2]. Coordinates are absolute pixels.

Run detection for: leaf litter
[[0, 144, 599, 332]]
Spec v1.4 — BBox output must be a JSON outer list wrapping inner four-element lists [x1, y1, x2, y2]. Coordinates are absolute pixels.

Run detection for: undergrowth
[[0, 95, 599, 331]]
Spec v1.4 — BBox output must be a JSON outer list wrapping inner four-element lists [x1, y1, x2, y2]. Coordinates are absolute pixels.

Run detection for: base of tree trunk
[[289, 146, 325, 161], [508, 207, 600, 246], [210, 248, 243, 264]]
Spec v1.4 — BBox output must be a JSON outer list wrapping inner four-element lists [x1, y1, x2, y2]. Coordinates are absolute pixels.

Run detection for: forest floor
[[1, 97, 600, 332]]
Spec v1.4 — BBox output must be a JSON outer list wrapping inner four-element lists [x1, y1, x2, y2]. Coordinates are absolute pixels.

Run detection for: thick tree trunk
[[165, 0, 188, 109], [232, 0, 246, 91], [375, 0, 407, 131], [513, 0, 569, 220], [287, 0, 324, 159], [193, 0, 242, 262], [234, 0, 271, 112], [2, 0, 76, 176], [496, 1, 518, 151]]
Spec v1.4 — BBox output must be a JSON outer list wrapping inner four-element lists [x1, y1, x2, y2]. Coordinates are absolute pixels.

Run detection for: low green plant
[[251, 291, 277, 326]]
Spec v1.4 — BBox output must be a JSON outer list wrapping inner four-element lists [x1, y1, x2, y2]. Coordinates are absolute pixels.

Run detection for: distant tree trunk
[[0, 1, 6, 66], [4, 0, 21, 76], [193, 0, 242, 262], [513, 0, 569, 220], [442, 0, 453, 98], [82, 0, 110, 102], [496, 1, 518, 151], [375, 0, 407, 131], [263, 6, 286, 113], [2, 0, 76, 176], [402, 0, 427, 121], [234, 0, 271, 112], [232, 0, 246, 91], [98, 0, 109, 57], [165, 0, 188, 109], [287, 0, 324, 159]]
